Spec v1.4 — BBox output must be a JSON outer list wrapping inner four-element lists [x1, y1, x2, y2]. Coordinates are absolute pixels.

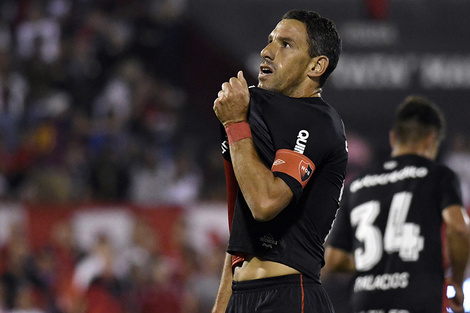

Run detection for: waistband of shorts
[[232, 274, 320, 292]]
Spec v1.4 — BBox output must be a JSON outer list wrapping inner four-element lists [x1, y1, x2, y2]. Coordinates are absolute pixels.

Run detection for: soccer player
[[324, 95, 470, 313], [212, 9, 347, 313]]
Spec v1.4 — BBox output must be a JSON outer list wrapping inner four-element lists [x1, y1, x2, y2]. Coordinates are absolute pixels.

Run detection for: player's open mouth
[[259, 65, 273, 75]]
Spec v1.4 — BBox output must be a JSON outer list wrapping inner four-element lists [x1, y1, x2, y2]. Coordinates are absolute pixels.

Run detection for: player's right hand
[[213, 71, 250, 127]]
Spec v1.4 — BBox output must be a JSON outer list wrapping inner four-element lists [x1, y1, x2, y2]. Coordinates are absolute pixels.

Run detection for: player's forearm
[[324, 247, 355, 273], [229, 138, 293, 221], [447, 226, 470, 287], [443, 206, 470, 287], [212, 253, 234, 313]]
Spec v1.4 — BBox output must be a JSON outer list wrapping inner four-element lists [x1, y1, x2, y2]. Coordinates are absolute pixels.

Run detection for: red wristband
[[225, 121, 252, 146]]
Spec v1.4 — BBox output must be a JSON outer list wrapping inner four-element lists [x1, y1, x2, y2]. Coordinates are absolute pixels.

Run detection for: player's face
[[258, 19, 315, 97]]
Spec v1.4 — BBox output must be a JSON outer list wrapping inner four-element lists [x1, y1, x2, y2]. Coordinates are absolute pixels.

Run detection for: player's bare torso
[[233, 255, 301, 281]]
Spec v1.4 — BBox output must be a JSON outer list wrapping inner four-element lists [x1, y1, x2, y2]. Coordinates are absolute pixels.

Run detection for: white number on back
[[350, 191, 424, 271]]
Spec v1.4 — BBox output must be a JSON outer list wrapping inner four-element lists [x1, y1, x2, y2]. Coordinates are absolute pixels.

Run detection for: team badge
[[299, 160, 313, 182]]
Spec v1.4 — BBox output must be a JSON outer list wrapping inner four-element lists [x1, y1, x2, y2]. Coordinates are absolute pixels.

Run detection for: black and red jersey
[[221, 87, 348, 281], [328, 154, 463, 312]]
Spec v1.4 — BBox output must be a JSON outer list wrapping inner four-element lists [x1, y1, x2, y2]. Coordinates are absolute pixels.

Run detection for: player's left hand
[[213, 71, 250, 127], [447, 278, 465, 312]]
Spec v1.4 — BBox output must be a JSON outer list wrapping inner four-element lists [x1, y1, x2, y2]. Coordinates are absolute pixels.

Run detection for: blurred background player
[[324, 95, 470, 313]]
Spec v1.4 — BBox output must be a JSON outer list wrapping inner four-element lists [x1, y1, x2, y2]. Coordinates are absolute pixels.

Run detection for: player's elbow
[[245, 179, 294, 222], [443, 206, 470, 244], [248, 196, 289, 222], [448, 223, 470, 242], [250, 200, 281, 222]]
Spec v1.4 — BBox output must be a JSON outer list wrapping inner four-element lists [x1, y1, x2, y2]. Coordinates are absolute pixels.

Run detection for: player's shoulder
[[400, 154, 458, 178], [432, 161, 460, 182], [249, 86, 331, 111], [249, 87, 343, 131], [249, 86, 280, 102]]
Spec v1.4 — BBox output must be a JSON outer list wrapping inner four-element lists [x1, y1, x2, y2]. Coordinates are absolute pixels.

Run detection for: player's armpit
[[271, 149, 315, 188]]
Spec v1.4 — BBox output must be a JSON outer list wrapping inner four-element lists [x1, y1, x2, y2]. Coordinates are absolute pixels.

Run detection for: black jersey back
[[223, 87, 348, 281], [328, 154, 463, 312]]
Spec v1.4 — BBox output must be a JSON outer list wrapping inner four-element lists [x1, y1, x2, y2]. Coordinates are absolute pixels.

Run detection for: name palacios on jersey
[[354, 272, 410, 293]]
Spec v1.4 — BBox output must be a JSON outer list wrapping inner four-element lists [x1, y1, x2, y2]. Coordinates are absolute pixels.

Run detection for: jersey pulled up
[[221, 87, 348, 282], [328, 154, 463, 312]]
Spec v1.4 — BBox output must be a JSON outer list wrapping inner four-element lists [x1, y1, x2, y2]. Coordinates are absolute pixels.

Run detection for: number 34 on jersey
[[351, 191, 424, 271]]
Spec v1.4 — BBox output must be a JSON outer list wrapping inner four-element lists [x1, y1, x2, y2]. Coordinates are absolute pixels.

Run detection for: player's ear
[[389, 130, 395, 148], [308, 55, 329, 78], [424, 131, 438, 147], [424, 131, 440, 155]]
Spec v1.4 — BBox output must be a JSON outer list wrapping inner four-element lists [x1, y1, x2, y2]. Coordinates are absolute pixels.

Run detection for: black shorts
[[226, 274, 335, 313]]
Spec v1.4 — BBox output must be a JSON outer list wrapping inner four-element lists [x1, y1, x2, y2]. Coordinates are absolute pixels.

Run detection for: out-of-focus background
[[0, 0, 468, 312]]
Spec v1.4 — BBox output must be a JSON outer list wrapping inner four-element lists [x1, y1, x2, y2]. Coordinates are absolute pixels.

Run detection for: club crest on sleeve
[[299, 161, 313, 182]]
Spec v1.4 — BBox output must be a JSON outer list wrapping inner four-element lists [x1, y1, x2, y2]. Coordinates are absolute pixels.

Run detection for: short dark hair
[[393, 95, 445, 145], [282, 9, 342, 87]]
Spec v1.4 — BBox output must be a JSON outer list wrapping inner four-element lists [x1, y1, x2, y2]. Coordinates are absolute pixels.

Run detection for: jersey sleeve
[[438, 166, 464, 211], [272, 129, 346, 203], [271, 149, 315, 202], [273, 172, 303, 202]]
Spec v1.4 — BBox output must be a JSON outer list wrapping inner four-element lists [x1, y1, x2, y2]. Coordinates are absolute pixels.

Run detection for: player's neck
[[310, 87, 322, 97], [391, 144, 437, 160], [293, 87, 322, 98], [283, 84, 322, 98]]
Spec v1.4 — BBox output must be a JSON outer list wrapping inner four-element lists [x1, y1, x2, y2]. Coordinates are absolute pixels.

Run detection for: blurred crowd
[[0, 0, 229, 311], [0, 213, 226, 313], [0, 0, 226, 205]]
